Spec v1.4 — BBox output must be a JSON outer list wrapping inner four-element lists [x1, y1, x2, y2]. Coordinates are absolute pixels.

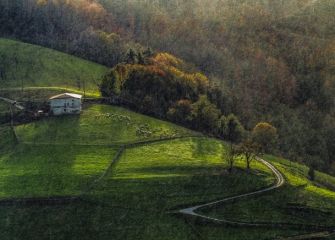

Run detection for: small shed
[[49, 93, 82, 116]]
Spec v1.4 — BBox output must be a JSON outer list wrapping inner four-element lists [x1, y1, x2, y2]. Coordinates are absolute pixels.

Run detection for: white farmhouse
[[49, 93, 82, 116]]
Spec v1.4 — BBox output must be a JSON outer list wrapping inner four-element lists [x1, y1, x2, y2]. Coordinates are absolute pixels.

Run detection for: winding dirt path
[[179, 157, 285, 226], [178, 156, 335, 239]]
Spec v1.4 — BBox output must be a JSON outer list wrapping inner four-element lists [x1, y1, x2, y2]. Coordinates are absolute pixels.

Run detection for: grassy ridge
[[0, 38, 108, 95], [15, 104, 195, 145]]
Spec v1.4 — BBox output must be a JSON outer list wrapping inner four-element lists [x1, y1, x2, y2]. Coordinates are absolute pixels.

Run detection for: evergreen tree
[[99, 71, 119, 97], [143, 47, 154, 58], [126, 48, 137, 64], [137, 51, 145, 65]]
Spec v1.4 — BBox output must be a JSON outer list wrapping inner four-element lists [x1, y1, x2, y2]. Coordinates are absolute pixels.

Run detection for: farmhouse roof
[[49, 93, 83, 100]]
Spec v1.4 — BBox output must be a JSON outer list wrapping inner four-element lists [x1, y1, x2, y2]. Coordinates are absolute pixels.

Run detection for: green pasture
[[0, 144, 117, 198], [15, 104, 195, 145], [0, 38, 108, 95], [200, 155, 335, 228]]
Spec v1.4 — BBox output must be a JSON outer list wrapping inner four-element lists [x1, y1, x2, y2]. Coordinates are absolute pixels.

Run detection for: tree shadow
[[0, 115, 90, 198]]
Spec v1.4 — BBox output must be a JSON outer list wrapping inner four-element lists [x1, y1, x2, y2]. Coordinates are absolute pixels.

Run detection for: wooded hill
[[0, 0, 334, 174]]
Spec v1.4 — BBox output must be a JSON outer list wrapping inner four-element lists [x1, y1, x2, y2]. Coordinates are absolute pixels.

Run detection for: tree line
[[100, 52, 279, 172]]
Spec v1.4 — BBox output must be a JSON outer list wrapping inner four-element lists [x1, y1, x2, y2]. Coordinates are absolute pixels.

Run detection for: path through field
[[179, 157, 285, 226], [178, 155, 335, 239]]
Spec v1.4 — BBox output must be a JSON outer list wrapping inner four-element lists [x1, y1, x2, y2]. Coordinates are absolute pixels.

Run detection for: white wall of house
[[50, 98, 82, 115]]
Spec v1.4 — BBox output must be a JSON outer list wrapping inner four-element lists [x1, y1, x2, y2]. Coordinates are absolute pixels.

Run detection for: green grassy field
[[0, 144, 118, 198], [0, 104, 197, 198], [2, 104, 196, 199], [15, 104, 196, 145], [90, 138, 274, 209], [200, 155, 335, 228], [0, 38, 108, 95], [0, 104, 334, 239], [0, 135, 282, 240], [0, 126, 16, 151]]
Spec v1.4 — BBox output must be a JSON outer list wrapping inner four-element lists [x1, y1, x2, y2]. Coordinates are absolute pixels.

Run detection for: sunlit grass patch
[[15, 104, 195, 145], [200, 155, 335, 227], [267, 155, 335, 200], [90, 138, 274, 210]]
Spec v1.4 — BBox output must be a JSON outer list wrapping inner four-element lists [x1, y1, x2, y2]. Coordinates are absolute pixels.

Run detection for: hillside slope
[[0, 38, 108, 95], [1, 0, 334, 173], [0, 103, 334, 239]]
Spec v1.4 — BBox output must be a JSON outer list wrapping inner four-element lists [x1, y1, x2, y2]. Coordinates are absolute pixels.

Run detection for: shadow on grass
[[86, 167, 272, 214], [200, 184, 335, 228], [0, 116, 97, 198], [0, 201, 196, 240]]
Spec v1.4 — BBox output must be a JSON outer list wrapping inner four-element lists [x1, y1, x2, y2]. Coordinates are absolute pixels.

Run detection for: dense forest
[[0, 0, 334, 174]]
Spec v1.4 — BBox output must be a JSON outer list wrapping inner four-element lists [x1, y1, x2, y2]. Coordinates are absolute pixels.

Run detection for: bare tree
[[224, 145, 239, 173], [237, 139, 262, 170]]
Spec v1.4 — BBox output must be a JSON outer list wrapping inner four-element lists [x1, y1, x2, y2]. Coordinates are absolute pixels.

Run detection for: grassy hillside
[[1, 0, 334, 173], [0, 126, 16, 151], [0, 103, 334, 239], [91, 138, 274, 207], [0, 103, 279, 240], [200, 155, 335, 228], [0, 145, 118, 198], [0, 104, 195, 199], [0, 38, 108, 95], [15, 104, 195, 145]]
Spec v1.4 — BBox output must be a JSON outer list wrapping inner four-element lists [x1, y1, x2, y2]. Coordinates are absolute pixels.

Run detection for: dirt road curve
[[179, 157, 285, 226]]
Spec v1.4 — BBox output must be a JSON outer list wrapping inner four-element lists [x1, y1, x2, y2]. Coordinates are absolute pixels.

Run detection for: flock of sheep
[[95, 113, 179, 139]]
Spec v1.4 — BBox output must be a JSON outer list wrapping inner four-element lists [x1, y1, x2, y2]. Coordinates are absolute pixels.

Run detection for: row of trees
[[100, 56, 279, 173], [0, 0, 138, 67], [225, 122, 278, 172]]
